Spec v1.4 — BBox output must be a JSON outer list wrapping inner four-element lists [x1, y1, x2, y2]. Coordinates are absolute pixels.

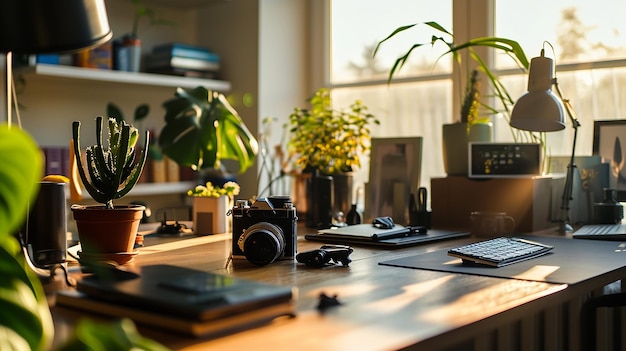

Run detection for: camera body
[[231, 196, 297, 265]]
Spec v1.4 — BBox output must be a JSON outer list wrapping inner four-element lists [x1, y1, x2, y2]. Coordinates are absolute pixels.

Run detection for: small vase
[[192, 196, 228, 235]]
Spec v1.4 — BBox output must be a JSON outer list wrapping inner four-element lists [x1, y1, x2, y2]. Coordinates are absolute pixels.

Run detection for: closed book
[[152, 42, 219, 62], [145, 53, 220, 72], [43, 146, 64, 176]]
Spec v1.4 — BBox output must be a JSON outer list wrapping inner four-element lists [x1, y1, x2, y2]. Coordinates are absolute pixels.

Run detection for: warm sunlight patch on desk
[[420, 280, 566, 325], [512, 265, 560, 281], [139, 234, 231, 255], [364, 275, 455, 313]]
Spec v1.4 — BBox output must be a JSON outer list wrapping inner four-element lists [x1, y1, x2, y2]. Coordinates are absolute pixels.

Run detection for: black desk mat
[[379, 235, 626, 284]]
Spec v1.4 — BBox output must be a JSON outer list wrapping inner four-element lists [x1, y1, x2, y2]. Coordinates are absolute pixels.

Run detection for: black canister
[[593, 188, 624, 224], [23, 181, 67, 267]]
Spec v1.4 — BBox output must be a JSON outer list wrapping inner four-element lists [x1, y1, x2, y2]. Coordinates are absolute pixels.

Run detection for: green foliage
[[129, 0, 175, 38], [0, 126, 51, 351], [460, 69, 486, 124], [374, 21, 544, 143], [58, 318, 169, 351], [0, 126, 42, 239], [288, 88, 380, 175], [0, 125, 165, 351], [73, 116, 149, 209], [106, 102, 150, 124], [158, 86, 259, 173]]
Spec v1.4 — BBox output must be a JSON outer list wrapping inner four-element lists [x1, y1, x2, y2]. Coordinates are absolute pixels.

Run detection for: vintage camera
[[231, 196, 297, 266]]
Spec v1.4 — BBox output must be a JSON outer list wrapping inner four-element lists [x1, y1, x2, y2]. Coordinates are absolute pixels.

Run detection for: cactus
[[72, 116, 149, 209]]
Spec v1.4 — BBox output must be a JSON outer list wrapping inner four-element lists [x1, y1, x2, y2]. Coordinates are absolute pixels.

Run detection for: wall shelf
[[21, 64, 231, 91]]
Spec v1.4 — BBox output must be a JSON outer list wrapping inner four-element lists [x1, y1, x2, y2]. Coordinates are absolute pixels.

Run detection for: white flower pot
[[192, 196, 228, 234]]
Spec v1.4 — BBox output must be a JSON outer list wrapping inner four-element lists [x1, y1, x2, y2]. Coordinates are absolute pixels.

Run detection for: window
[[330, 0, 453, 197], [495, 0, 626, 157], [329, 0, 626, 206]]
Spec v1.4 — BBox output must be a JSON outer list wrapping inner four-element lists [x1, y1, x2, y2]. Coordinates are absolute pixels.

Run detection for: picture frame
[[365, 137, 423, 224], [593, 119, 626, 201]]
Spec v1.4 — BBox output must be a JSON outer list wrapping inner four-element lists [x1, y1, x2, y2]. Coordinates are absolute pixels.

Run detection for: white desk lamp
[[510, 48, 581, 235]]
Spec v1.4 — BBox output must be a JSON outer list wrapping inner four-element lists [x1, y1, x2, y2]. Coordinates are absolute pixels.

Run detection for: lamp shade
[[0, 0, 112, 54], [510, 55, 566, 132]]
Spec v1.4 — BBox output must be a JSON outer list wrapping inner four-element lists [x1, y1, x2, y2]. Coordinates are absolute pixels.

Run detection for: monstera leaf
[[158, 87, 258, 173], [0, 126, 42, 238], [0, 125, 53, 351]]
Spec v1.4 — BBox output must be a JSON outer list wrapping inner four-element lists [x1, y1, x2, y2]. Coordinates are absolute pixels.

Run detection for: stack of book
[[145, 43, 220, 78]]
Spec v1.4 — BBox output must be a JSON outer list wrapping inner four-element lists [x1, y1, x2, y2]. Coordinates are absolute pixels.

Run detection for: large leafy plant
[[158, 86, 259, 174], [72, 116, 149, 209], [0, 126, 168, 350], [0, 126, 51, 351]]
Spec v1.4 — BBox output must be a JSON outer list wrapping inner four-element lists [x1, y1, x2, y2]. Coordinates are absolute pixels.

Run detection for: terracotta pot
[[71, 204, 144, 255]]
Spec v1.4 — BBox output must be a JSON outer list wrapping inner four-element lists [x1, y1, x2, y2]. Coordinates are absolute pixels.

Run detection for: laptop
[[572, 223, 626, 240]]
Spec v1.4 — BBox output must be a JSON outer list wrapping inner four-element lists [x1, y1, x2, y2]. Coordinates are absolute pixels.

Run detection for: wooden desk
[[49, 231, 625, 351]]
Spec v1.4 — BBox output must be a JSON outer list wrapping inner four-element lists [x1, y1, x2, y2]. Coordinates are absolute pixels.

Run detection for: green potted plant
[[158, 86, 259, 181], [374, 22, 542, 175], [442, 69, 492, 175], [119, 0, 174, 72], [71, 116, 149, 264], [187, 181, 240, 235], [287, 87, 379, 222]]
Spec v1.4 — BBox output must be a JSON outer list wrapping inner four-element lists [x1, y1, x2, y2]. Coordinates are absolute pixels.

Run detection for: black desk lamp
[[0, 0, 112, 280], [510, 48, 581, 235], [1, 0, 113, 126]]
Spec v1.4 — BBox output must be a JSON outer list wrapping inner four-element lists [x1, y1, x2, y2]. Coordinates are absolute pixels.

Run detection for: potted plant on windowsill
[[71, 116, 149, 265], [374, 22, 542, 175], [443, 69, 492, 175], [158, 86, 259, 184], [287, 88, 379, 226]]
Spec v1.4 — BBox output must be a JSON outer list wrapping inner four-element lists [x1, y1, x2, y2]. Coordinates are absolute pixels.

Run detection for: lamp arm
[[553, 78, 581, 234]]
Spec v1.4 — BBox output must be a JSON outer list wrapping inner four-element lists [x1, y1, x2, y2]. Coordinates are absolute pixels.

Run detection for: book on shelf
[[42, 146, 70, 177], [55, 264, 295, 337], [145, 53, 220, 73], [152, 42, 220, 62], [145, 66, 218, 79]]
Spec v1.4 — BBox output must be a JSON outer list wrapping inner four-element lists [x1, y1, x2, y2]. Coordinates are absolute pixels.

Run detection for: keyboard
[[572, 224, 626, 240], [447, 237, 554, 267]]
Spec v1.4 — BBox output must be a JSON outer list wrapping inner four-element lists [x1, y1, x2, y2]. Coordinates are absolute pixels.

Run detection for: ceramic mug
[[470, 211, 516, 237]]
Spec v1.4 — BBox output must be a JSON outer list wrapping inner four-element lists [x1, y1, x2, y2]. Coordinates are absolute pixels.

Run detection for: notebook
[[56, 264, 295, 336], [305, 225, 469, 248], [316, 224, 417, 241]]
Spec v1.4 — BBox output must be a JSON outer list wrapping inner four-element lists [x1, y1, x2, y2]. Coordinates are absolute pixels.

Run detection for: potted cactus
[[71, 116, 149, 264]]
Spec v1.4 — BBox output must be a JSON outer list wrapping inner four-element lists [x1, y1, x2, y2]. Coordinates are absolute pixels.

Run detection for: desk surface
[[49, 229, 626, 351]]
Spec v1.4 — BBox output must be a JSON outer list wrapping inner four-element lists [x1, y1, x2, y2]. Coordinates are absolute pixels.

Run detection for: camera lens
[[238, 222, 286, 266]]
